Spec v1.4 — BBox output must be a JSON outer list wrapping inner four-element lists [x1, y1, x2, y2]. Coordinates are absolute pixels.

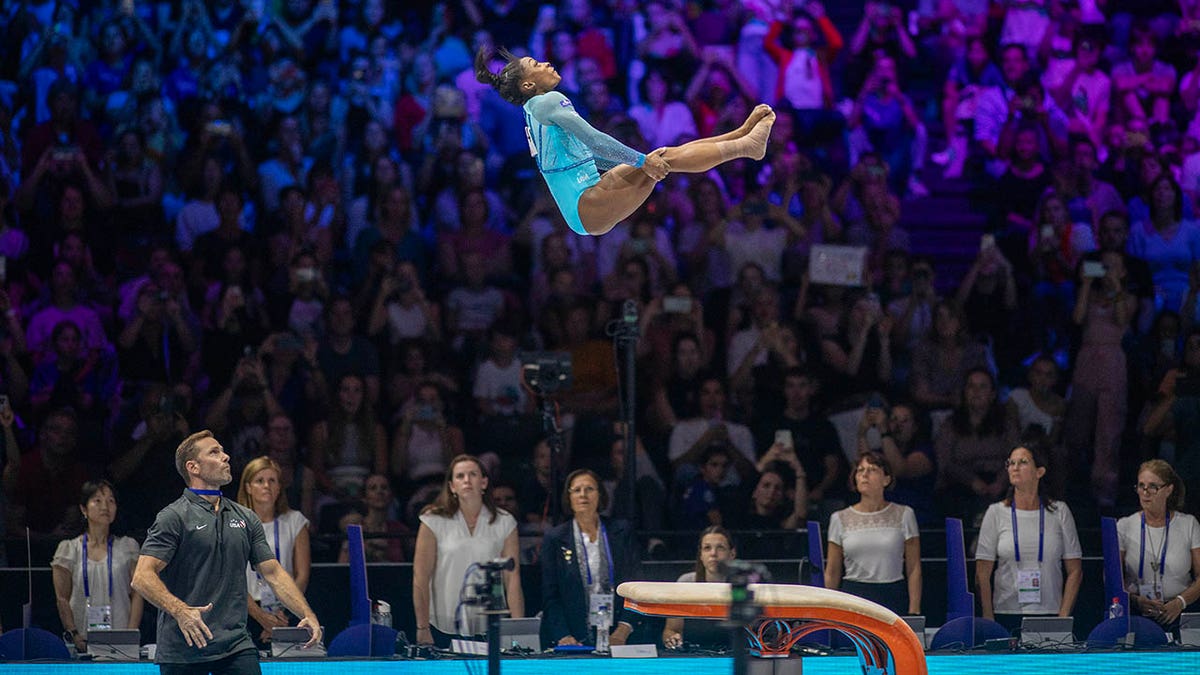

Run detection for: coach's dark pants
[[159, 648, 260, 675]]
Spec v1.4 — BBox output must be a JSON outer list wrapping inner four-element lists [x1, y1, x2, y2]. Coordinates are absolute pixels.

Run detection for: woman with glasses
[[1117, 460, 1200, 631], [825, 453, 922, 616], [540, 469, 640, 649], [976, 444, 1083, 634]]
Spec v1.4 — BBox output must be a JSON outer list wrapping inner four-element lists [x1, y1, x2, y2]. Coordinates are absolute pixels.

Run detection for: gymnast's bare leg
[[577, 109, 776, 235]]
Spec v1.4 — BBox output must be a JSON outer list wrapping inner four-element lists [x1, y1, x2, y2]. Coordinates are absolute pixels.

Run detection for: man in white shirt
[[668, 375, 756, 487]]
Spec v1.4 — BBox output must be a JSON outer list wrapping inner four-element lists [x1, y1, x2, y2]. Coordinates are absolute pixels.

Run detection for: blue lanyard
[[81, 534, 113, 601], [273, 519, 280, 561], [1010, 500, 1044, 563], [1138, 512, 1171, 580], [576, 521, 614, 589], [189, 488, 222, 496]]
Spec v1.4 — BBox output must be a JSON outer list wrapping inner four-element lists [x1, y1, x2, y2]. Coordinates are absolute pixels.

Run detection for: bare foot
[[745, 110, 776, 160], [737, 104, 773, 137]]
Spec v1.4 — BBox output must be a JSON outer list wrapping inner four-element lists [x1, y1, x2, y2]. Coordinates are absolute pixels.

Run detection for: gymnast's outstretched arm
[[527, 91, 647, 168]]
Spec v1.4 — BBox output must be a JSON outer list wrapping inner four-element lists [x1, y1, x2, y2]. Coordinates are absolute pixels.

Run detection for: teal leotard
[[522, 91, 646, 235]]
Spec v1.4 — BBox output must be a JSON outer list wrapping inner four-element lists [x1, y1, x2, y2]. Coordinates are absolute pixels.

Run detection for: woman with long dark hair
[[308, 373, 387, 503], [975, 444, 1082, 634], [474, 48, 775, 236], [934, 368, 1018, 523], [412, 454, 523, 646], [662, 526, 736, 650]]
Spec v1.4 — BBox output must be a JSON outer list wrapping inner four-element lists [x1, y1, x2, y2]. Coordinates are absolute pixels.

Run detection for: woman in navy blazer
[[540, 469, 640, 647]]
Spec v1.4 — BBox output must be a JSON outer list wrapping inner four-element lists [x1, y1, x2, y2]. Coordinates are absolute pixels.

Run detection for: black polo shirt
[[141, 489, 273, 663]]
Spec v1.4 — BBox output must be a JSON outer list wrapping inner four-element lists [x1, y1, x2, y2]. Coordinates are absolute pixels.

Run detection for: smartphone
[[774, 429, 794, 450], [662, 296, 692, 314], [296, 267, 318, 282], [1040, 224, 1055, 241], [206, 120, 232, 136], [629, 239, 649, 255], [1082, 260, 1106, 278], [0, 395, 8, 413], [867, 392, 885, 409], [120, 0, 135, 15], [980, 234, 995, 251], [0, 256, 7, 284]]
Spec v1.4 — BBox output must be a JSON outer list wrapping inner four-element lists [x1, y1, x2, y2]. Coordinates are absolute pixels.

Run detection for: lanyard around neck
[[575, 520, 614, 589], [81, 534, 113, 601], [1010, 500, 1044, 563], [1139, 511, 1171, 580]]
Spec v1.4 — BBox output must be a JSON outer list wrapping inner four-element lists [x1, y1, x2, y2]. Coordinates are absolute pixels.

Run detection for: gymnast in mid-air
[[475, 47, 775, 236]]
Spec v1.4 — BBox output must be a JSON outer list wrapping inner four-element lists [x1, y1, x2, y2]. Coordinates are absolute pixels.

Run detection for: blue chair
[[346, 524, 371, 626], [0, 627, 71, 660], [944, 518, 975, 621], [1086, 616, 1169, 648], [327, 623, 398, 657], [806, 521, 825, 588], [928, 616, 1010, 650], [1099, 517, 1130, 620]]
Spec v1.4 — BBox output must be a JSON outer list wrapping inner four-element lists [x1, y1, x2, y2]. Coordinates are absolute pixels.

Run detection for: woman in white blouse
[[976, 444, 1083, 634], [51, 481, 143, 654], [1118, 459, 1200, 631], [413, 454, 524, 646], [237, 456, 311, 643], [825, 452, 921, 615]]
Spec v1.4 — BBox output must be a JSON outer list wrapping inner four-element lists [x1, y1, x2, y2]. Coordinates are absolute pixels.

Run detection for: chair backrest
[[1100, 517, 1130, 621], [806, 521, 825, 587], [346, 523, 371, 626], [944, 518, 975, 621], [928, 616, 1009, 650], [0, 627, 71, 661], [1085, 615, 1168, 648], [327, 623, 398, 657]]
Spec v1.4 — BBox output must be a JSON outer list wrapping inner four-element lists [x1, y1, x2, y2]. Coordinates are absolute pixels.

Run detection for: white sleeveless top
[[1007, 388, 1056, 436], [420, 508, 516, 634]]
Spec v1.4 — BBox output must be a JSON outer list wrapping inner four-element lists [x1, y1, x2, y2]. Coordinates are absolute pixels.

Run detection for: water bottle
[[371, 600, 393, 628], [589, 598, 612, 654], [1108, 597, 1125, 620], [593, 616, 610, 654]]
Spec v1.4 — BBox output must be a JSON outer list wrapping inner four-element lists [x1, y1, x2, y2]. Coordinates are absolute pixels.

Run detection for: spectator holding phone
[[1066, 251, 1133, 506], [754, 367, 846, 509]]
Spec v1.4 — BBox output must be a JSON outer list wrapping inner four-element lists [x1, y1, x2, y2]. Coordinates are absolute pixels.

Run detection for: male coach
[[132, 430, 320, 674]]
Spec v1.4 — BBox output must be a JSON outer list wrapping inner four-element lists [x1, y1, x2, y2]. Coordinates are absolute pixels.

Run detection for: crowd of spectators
[[2, 0, 1200, 575]]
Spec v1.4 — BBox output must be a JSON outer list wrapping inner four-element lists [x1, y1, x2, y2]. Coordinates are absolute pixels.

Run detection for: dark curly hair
[[474, 47, 529, 105]]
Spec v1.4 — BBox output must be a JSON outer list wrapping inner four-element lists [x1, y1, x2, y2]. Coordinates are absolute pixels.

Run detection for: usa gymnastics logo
[[229, 519, 247, 529], [560, 99, 572, 108]]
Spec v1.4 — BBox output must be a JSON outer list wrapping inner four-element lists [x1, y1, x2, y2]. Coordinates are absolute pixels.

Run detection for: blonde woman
[[238, 456, 311, 643]]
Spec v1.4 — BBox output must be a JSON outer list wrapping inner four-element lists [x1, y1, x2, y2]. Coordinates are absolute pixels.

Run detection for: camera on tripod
[[519, 351, 573, 394]]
